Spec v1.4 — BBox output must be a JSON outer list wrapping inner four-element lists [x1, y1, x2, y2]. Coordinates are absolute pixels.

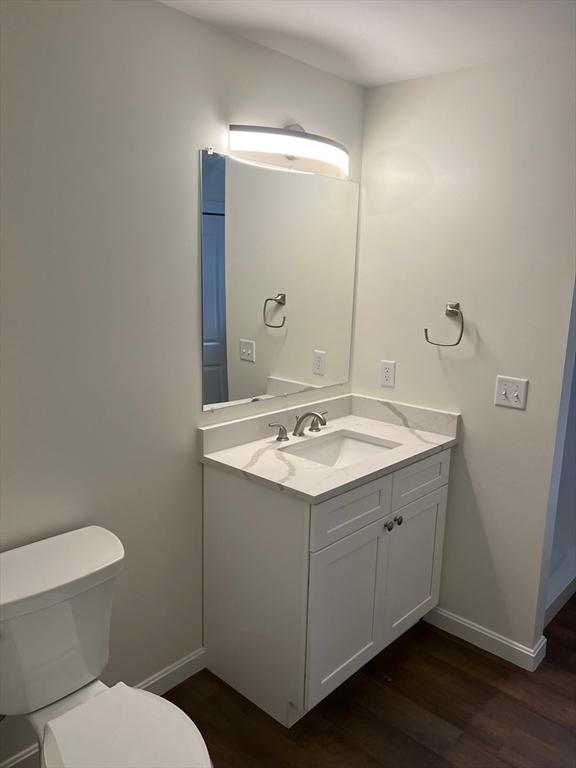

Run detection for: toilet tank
[[0, 527, 124, 715]]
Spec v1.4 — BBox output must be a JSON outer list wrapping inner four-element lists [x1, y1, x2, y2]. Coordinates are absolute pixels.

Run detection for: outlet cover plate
[[313, 349, 326, 376], [380, 360, 396, 388], [494, 375, 528, 409], [240, 339, 256, 363]]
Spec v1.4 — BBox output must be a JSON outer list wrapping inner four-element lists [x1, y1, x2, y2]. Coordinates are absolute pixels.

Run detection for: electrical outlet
[[380, 360, 396, 388], [313, 349, 326, 376], [494, 375, 528, 410], [239, 339, 256, 363]]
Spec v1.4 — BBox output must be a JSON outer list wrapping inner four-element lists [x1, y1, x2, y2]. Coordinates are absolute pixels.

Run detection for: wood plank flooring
[[164, 597, 576, 767]]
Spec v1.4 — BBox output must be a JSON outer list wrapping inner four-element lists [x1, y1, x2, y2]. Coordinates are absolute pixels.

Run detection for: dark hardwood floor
[[164, 597, 576, 768]]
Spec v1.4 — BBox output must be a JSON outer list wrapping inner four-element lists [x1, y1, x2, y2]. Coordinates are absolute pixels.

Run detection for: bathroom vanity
[[201, 395, 458, 727]]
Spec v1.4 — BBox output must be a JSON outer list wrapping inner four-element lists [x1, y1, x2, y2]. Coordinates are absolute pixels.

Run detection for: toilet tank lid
[[0, 527, 124, 621]]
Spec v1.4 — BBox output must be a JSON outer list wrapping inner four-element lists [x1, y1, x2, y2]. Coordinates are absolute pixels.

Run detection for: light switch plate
[[313, 349, 326, 376], [380, 360, 396, 388], [494, 375, 528, 409], [239, 339, 256, 363]]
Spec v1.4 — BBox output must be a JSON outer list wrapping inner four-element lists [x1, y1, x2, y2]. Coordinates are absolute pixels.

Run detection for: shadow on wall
[[442, 437, 515, 641], [426, 316, 481, 360], [230, 26, 358, 83], [211, 26, 360, 127], [437, 325, 519, 641], [0, 716, 37, 768]]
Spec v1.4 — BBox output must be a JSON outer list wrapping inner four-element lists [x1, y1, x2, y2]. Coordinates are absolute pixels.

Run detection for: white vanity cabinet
[[306, 484, 447, 709], [204, 448, 451, 727]]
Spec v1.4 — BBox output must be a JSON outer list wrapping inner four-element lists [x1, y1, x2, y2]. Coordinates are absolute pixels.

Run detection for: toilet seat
[[41, 682, 211, 768]]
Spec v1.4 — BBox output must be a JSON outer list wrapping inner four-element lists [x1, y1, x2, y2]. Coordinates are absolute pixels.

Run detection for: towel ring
[[263, 293, 287, 328], [424, 302, 464, 347]]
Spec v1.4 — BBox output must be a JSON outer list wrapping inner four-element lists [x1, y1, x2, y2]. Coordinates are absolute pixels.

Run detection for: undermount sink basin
[[280, 430, 401, 468]]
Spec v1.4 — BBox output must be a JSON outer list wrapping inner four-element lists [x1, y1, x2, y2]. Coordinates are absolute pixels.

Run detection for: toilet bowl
[[0, 527, 212, 768]]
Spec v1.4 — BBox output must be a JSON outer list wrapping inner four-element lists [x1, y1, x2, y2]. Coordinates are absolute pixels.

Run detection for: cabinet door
[[306, 518, 388, 709], [383, 486, 448, 644]]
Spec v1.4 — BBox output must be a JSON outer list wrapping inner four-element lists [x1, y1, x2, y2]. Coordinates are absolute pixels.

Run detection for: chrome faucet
[[293, 411, 327, 437]]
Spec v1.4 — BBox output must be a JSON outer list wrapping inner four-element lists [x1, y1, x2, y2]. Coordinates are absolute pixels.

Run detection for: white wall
[[353, 44, 576, 651], [225, 160, 358, 400], [0, 0, 363, 761]]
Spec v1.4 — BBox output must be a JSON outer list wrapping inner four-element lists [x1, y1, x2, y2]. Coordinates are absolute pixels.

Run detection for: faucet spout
[[293, 411, 327, 437]]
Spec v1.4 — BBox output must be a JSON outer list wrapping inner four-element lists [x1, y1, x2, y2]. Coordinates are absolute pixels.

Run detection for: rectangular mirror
[[200, 150, 358, 410]]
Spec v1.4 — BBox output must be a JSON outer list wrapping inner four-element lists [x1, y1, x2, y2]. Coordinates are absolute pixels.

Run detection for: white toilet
[[0, 526, 212, 768]]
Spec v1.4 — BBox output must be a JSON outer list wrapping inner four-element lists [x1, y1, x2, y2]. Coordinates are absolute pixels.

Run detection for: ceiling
[[159, 0, 575, 86]]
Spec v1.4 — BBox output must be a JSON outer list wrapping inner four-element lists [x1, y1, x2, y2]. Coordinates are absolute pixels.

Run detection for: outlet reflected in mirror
[[200, 150, 359, 410]]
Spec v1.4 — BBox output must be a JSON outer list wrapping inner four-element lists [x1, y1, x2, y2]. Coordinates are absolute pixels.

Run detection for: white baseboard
[[545, 577, 576, 627], [424, 608, 547, 671], [136, 646, 206, 695], [0, 747, 38, 768], [0, 648, 206, 768]]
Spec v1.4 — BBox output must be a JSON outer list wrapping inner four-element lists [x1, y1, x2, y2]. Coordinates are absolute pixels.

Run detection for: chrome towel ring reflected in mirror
[[263, 293, 287, 328], [424, 302, 464, 346]]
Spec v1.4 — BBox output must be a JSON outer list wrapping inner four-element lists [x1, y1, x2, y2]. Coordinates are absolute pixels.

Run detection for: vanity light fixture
[[229, 124, 350, 178]]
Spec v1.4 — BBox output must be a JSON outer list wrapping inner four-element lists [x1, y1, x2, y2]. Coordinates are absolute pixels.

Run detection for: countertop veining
[[202, 413, 457, 503]]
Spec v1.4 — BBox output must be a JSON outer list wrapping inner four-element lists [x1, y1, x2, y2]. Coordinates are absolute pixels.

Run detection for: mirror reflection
[[201, 150, 358, 410]]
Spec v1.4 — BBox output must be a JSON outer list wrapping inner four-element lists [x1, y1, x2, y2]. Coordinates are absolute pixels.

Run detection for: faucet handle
[[269, 423, 289, 441], [309, 411, 328, 432]]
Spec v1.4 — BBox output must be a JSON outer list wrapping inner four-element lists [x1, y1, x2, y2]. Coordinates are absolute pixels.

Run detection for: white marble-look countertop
[[202, 413, 457, 503]]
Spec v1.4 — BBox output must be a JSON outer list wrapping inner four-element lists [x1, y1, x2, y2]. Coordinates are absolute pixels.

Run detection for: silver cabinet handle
[[384, 521, 395, 532], [394, 515, 404, 526]]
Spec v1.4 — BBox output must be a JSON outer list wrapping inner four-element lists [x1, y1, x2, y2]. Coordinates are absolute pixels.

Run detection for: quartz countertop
[[202, 414, 457, 503]]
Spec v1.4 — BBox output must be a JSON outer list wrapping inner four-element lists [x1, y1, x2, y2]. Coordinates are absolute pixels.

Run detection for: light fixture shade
[[229, 125, 350, 178]]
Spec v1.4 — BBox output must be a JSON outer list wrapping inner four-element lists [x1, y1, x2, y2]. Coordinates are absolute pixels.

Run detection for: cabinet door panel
[[384, 486, 447, 644], [306, 518, 387, 709]]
